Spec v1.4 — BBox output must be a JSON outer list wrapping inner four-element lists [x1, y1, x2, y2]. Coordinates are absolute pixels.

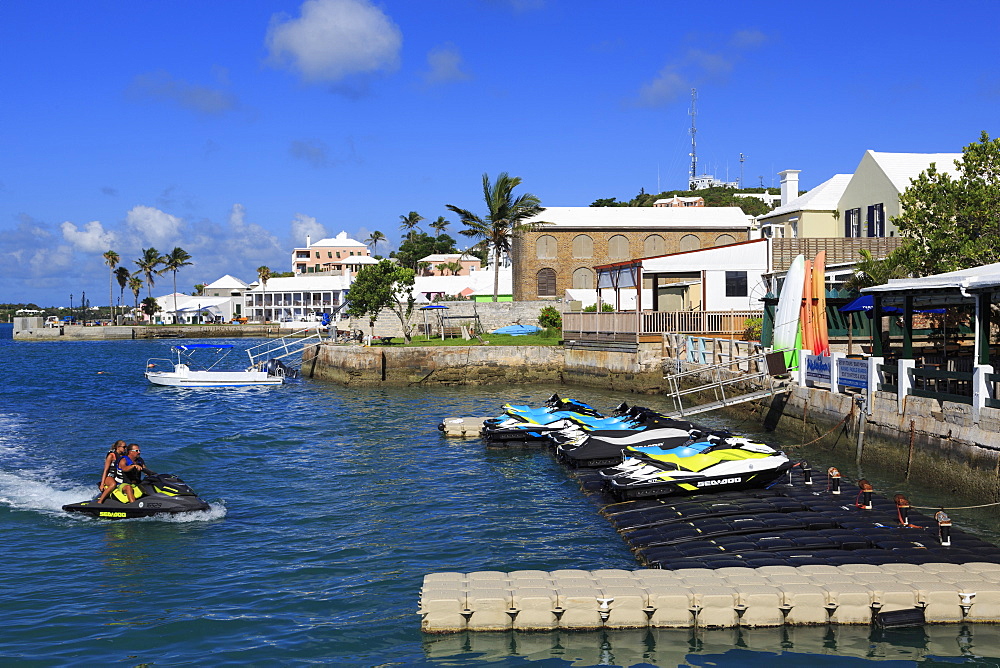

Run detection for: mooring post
[[855, 395, 867, 466]]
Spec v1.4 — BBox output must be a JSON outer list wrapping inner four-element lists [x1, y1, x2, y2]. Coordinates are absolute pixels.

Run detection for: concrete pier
[[419, 564, 1000, 633]]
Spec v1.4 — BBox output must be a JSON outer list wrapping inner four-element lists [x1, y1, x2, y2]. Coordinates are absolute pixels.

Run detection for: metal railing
[[246, 328, 328, 369]]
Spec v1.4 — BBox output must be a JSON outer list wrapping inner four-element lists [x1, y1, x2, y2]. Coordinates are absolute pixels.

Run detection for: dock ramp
[[246, 328, 328, 370], [662, 349, 794, 418]]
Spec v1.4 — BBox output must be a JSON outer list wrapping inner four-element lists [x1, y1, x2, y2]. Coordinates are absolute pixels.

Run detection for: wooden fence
[[563, 310, 763, 343]]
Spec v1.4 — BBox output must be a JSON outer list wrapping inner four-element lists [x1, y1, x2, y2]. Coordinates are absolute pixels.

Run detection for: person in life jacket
[[96, 440, 127, 504], [115, 444, 154, 503]]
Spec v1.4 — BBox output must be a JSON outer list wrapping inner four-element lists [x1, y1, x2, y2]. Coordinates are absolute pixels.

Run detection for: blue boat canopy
[[493, 324, 542, 336]]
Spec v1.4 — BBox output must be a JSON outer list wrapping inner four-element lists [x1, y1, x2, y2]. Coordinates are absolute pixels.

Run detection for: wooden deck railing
[[563, 310, 763, 342]]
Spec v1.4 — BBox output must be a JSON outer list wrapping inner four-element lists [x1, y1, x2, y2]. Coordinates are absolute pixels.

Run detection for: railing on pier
[[246, 328, 328, 369]]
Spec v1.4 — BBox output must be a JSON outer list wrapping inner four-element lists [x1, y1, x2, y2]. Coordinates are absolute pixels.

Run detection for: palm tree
[[445, 261, 463, 276], [399, 211, 424, 243], [257, 265, 272, 323], [430, 216, 449, 238], [447, 172, 546, 302], [128, 274, 144, 322], [114, 266, 131, 320], [160, 247, 193, 325], [843, 248, 910, 293], [364, 230, 386, 257], [435, 263, 449, 276], [135, 247, 163, 298], [103, 250, 120, 322]]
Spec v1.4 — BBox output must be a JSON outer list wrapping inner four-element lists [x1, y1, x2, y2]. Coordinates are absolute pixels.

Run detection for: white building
[[244, 275, 350, 324]]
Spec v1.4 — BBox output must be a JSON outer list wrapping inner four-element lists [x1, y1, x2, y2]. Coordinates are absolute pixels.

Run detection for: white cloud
[[125, 205, 183, 247], [290, 213, 327, 245], [61, 220, 117, 253], [290, 139, 332, 167], [266, 0, 402, 83], [421, 43, 471, 86]]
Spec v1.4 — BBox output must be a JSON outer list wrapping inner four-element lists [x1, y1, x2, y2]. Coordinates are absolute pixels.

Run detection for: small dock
[[421, 464, 1000, 632], [439, 417, 489, 438]]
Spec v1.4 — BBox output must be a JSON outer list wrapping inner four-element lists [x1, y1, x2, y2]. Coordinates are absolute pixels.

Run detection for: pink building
[[417, 253, 482, 277], [292, 232, 370, 275]]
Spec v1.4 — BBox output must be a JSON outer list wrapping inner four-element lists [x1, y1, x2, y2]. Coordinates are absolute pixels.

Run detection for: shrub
[[743, 316, 763, 342], [538, 305, 562, 329], [583, 303, 615, 312]]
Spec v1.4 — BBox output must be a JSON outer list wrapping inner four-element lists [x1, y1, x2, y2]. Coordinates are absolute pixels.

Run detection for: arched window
[[643, 234, 665, 257], [679, 234, 701, 252], [536, 268, 557, 297], [572, 267, 594, 289], [572, 234, 593, 258], [714, 234, 737, 247], [535, 235, 557, 259], [608, 234, 629, 259]]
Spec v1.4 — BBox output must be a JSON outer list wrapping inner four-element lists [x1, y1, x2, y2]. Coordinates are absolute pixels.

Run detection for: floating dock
[[421, 464, 1000, 632], [438, 417, 489, 438]]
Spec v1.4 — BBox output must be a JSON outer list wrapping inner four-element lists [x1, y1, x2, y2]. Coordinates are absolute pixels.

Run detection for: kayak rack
[[661, 348, 795, 418], [246, 328, 328, 369]]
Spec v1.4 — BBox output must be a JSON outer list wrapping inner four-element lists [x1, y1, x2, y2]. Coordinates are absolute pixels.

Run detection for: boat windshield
[[169, 344, 235, 371]]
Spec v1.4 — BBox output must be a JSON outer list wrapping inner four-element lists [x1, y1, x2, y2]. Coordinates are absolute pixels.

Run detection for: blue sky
[[2, 0, 998, 307]]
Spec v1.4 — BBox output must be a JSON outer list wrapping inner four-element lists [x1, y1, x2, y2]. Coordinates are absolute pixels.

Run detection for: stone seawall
[[304, 344, 565, 386]]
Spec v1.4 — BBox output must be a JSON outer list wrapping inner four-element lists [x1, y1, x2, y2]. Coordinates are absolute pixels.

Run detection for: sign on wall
[[805, 354, 832, 384], [837, 357, 869, 389]]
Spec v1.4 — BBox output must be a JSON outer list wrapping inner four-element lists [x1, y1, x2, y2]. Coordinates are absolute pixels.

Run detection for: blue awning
[[839, 295, 944, 315]]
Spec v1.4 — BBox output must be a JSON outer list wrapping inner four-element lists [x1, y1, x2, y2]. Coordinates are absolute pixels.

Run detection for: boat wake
[[0, 470, 93, 514]]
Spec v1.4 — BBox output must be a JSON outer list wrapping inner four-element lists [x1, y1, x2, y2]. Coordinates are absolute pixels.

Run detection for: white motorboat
[[145, 344, 286, 387]]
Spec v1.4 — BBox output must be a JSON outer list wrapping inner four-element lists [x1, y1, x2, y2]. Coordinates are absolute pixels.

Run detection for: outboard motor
[[263, 358, 300, 379]]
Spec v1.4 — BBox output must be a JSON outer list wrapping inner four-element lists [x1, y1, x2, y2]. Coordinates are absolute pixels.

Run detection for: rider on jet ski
[[115, 444, 155, 503]]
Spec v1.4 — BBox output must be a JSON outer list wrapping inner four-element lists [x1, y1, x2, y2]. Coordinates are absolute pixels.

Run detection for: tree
[[135, 247, 163, 298], [430, 216, 449, 237], [193, 283, 206, 296], [256, 266, 272, 323], [103, 250, 120, 322], [141, 296, 161, 320], [447, 172, 546, 302], [894, 132, 1000, 276], [128, 275, 143, 321], [161, 247, 193, 325], [345, 259, 417, 342], [114, 266, 131, 318], [391, 232, 458, 271], [365, 230, 387, 257], [399, 211, 424, 243], [842, 248, 910, 293]]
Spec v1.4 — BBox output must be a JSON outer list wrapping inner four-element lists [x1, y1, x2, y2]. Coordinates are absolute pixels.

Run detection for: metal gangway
[[246, 328, 328, 370], [661, 348, 796, 418]]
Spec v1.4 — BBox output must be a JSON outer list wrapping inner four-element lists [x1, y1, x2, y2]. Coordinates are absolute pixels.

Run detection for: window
[[608, 235, 629, 259], [714, 234, 736, 247], [867, 203, 885, 237], [679, 234, 700, 252], [572, 234, 593, 258], [336, 251, 341, 259], [845, 208, 861, 237], [725, 271, 748, 297], [537, 268, 556, 297], [315, 251, 320, 258], [572, 267, 594, 289], [535, 235, 557, 259], [328, 252, 332, 258], [643, 234, 665, 257]]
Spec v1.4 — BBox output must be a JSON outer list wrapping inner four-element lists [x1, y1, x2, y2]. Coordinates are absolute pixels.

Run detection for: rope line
[[797, 406, 854, 448], [912, 502, 1000, 511]]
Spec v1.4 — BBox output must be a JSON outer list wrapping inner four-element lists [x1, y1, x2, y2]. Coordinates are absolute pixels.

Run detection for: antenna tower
[[688, 88, 698, 188], [739, 153, 747, 189]]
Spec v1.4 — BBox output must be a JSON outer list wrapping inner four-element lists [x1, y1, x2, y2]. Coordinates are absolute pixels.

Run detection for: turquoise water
[[2, 322, 1000, 666]]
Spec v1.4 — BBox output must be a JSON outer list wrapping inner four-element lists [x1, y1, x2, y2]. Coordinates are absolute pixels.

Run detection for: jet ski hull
[[607, 460, 792, 501], [62, 473, 210, 519]]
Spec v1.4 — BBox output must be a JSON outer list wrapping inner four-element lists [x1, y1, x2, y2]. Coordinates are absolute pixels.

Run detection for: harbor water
[[3, 323, 1000, 666]]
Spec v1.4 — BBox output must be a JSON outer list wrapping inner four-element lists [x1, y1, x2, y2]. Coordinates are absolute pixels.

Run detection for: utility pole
[[739, 153, 747, 189], [688, 88, 698, 189]]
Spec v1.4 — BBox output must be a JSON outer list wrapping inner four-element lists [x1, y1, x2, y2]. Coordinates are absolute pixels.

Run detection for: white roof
[[341, 255, 379, 265], [419, 253, 479, 264], [154, 294, 232, 309], [641, 238, 769, 272], [525, 206, 752, 229], [246, 275, 350, 292], [864, 262, 1000, 293], [204, 274, 249, 289], [308, 231, 367, 248], [760, 174, 852, 220], [867, 150, 962, 192]]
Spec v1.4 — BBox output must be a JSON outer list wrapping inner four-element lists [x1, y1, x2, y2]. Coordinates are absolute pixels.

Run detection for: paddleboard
[[774, 255, 805, 367], [801, 259, 815, 355], [813, 251, 830, 355]]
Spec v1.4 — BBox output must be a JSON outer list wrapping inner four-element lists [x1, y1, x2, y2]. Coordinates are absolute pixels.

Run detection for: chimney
[[779, 170, 800, 207], [306, 235, 312, 247]]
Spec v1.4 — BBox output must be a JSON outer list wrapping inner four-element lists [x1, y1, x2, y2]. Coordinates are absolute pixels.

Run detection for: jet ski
[[604, 442, 792, 501], [62, 472, 210, 519]]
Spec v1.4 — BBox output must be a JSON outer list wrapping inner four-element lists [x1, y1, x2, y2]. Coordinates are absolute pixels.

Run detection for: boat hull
[[145, 370, 283, 387], [607, 460, 792, 501]]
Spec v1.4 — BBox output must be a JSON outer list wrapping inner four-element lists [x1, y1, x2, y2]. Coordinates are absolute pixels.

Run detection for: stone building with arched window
[[511, 206, 753, 300]]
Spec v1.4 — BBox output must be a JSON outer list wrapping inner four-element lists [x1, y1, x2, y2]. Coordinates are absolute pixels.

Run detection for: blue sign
[[837, 358, 869, 389], [805, 355, 832, 383]]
